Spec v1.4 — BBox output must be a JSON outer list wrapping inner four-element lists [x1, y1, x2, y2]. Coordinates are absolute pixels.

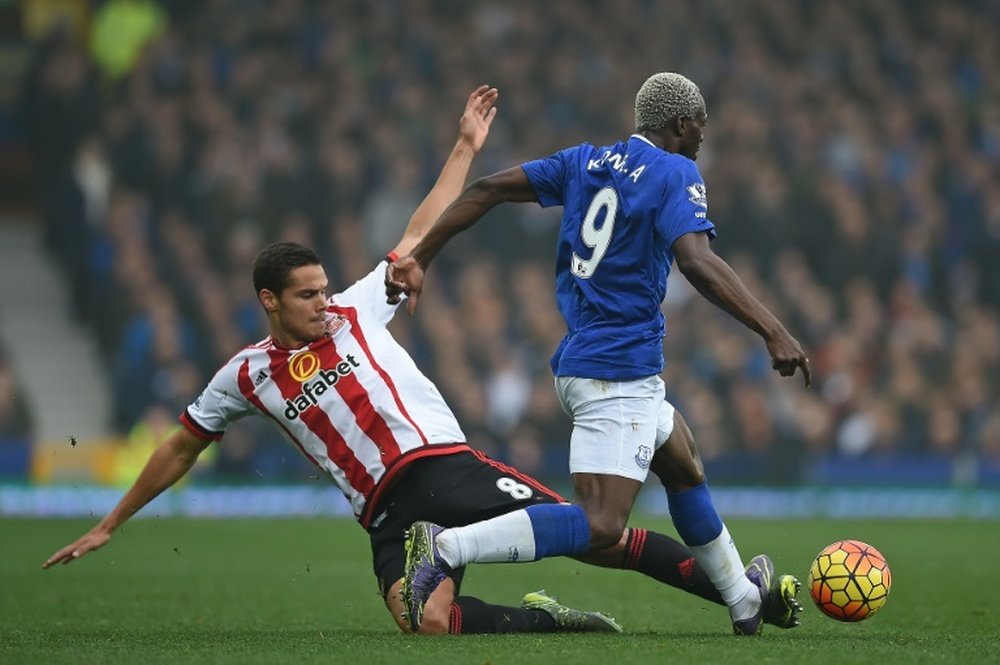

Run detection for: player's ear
[[674, 115, 689, 136], [259, 289, 279, 312], [663, 115, 684, 138]]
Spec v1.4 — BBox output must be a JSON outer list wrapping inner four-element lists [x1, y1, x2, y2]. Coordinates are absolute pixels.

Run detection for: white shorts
[[555, 375, 677, 482]]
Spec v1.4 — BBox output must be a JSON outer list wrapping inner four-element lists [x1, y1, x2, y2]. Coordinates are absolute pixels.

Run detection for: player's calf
[[386, 575, 455, 635], [415, 598, 451, 635]]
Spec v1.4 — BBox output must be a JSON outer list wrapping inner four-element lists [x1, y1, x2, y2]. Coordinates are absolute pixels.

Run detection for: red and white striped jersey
[[180, 261, 468, 528]]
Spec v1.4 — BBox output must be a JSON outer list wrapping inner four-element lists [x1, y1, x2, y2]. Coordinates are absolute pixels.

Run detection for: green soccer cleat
[[521, 589, 623, 633], [746, 554, 803, 630]]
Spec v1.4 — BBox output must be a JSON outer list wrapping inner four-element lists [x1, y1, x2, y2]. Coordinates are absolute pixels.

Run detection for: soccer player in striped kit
[[387, 73, 810, 636], [45, 84, 763, 636]]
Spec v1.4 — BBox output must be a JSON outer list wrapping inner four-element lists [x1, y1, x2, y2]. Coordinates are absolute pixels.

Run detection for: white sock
[[689, 525, 760, 621], [436, 510, 536, 566]]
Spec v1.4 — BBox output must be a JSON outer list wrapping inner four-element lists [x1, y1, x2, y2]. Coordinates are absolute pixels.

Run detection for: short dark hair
[[252, 242, 321, 295]]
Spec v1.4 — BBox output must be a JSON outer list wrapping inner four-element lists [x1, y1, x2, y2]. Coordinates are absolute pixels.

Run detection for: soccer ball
[[809, 539, 891, 622]]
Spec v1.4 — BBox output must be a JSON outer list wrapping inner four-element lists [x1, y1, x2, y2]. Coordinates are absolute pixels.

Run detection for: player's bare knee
[[572, 474, 641, 550]]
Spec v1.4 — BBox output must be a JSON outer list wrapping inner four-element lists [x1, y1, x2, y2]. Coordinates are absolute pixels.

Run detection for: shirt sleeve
[[657, 159, 717, 247], [521, 146, 578, 208], [180, 361, 254, 441], [331, 260, 400, 326]]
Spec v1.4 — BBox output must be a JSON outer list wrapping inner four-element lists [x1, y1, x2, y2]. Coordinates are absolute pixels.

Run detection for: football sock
[[667, 480, 724, 545], [436, 504, 590, 567], [667, 482, 758, 617], [449, 597, 557, 634], [621, 528, 723, 604], [689, 526, 759, 619], [436, 509, 534, 565]]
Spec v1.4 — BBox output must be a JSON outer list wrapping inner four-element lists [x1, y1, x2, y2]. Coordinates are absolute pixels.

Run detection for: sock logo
[[679, 556, 696, 583], [508, 546, 520, 562]]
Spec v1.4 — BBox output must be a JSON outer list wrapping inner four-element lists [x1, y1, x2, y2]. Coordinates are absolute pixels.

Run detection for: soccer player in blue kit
[[387, 73, 811, 635]]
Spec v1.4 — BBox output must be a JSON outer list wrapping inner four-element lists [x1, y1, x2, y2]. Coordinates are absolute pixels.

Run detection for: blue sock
[[667, 481, 723, 546], [524, 504, 591, 559]]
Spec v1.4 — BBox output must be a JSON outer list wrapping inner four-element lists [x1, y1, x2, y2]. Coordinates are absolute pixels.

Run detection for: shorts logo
[[370, 510, 387, 529], [635, 445, 652, 469], [288, 351, 321, 382]]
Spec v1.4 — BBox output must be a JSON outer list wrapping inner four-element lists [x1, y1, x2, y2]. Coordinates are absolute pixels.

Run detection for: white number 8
[[571, 186, 619, 279], [496, 477, 533, 500]]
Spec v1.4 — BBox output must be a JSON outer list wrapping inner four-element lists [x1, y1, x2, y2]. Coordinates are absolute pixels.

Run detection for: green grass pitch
[[3, 516, 997, 664]]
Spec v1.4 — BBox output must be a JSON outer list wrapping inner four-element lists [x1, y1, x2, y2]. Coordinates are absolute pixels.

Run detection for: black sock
[[449, 597, 558, 634], [623, 528, 724, 605]]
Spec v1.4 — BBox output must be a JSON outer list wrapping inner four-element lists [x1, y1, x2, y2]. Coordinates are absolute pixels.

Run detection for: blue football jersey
[[521, 134, 716, 380]]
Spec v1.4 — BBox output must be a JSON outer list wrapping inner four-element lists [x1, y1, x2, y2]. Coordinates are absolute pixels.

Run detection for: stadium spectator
[[0, 352, 33, 444], [89, 0, 167, 81]]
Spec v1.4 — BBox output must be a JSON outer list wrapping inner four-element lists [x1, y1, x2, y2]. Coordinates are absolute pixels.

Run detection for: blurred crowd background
[[3, 0, 999, 486]]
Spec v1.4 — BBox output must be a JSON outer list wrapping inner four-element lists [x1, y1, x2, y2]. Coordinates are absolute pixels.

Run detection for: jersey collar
[[630, 133, 656, 147]]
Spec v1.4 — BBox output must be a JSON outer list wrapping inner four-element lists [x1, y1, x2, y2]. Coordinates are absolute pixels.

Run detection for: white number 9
[[571, 187, 619, 279]]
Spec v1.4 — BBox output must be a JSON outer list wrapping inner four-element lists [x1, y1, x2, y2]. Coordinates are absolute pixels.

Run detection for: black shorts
[[368, 449, 564, 598]]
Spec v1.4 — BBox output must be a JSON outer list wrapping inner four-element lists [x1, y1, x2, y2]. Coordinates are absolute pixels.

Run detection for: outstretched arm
[[42, 428, 211, 568], [388, 85, 498, 260], [673, 231, 812, 386], [386, 166, 537, 315]]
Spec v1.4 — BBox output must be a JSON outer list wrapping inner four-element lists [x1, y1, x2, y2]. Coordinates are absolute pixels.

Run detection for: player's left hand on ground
[[42, 529, 110, 569], [385, 256, 426, 316], [459, 85, 498, 153], [766, 333, 812, 387]]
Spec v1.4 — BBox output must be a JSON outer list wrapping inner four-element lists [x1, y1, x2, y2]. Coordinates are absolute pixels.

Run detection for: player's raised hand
[[385, 256, 425, 316], [458, 85, 498, 153], [766, 332, 812, 387], [42, 528, 111, 568]]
